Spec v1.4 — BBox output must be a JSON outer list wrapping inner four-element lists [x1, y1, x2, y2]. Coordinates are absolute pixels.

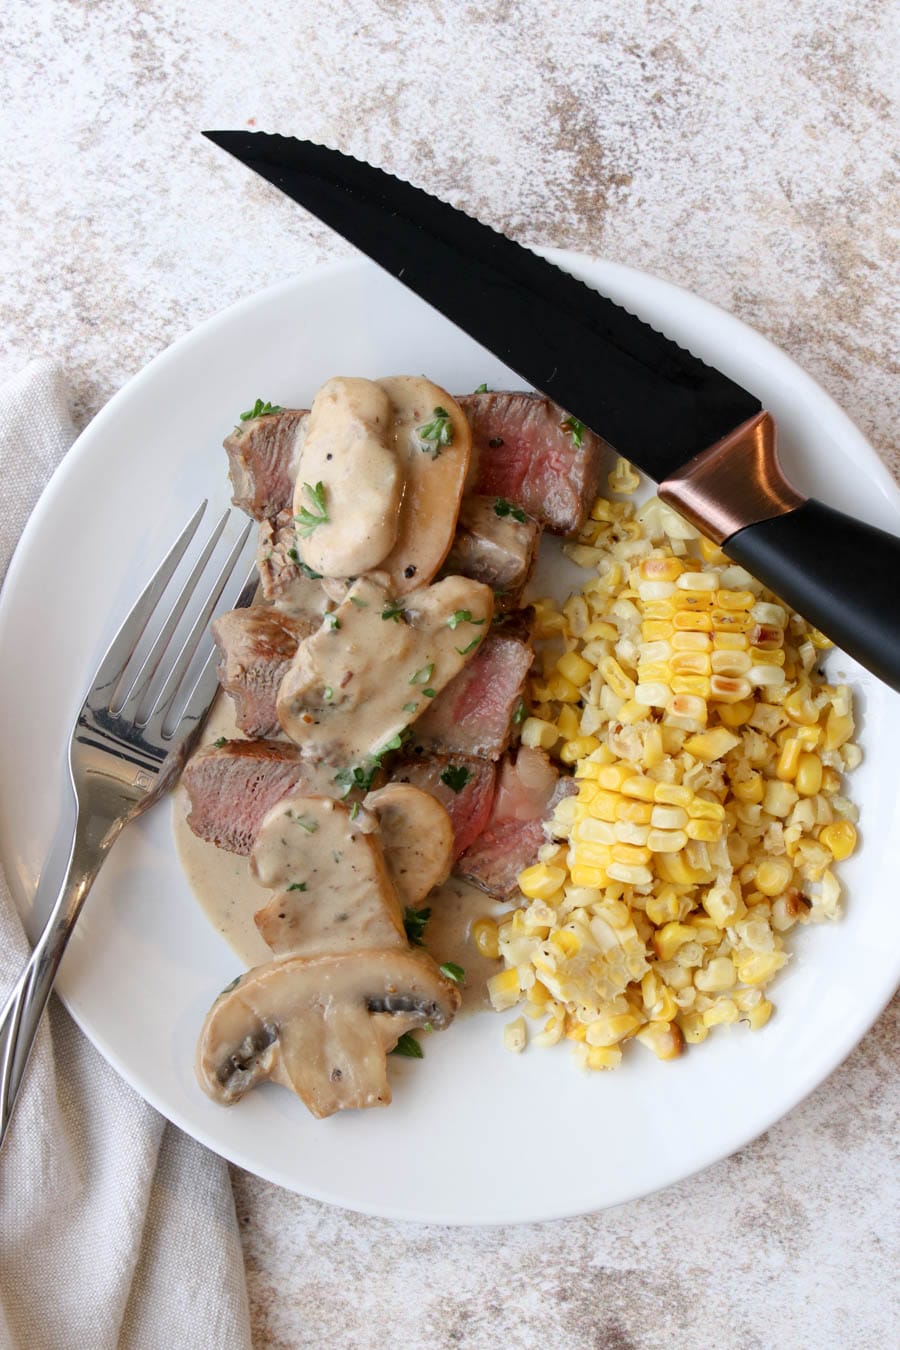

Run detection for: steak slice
[[225, 409, 307, 519], [408, 630, 532, 762], [213, 609, 318, 738], [458, 392, 605, 534], [389, 756, 496, 859], [442, 495, 541, 609], [182, 740, 312, 854], [455, 747, 576, 898]]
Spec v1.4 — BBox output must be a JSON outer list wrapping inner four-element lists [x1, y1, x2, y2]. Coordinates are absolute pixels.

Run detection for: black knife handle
[[722, 501, 900, 690]]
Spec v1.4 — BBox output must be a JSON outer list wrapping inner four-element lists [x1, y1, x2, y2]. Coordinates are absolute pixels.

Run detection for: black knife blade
[[202, 130, 761, 484]]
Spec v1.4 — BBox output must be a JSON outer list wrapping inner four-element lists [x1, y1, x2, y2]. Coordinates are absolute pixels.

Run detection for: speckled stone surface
[[2, 1, 898, 1346]]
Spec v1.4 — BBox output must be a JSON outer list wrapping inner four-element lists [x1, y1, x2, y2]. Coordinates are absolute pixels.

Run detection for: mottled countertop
[[2, 1, 898, 1346]]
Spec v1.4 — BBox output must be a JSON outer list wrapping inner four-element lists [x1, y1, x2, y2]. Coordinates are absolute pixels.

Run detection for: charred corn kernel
[[560, 735, 601, 764], [518, 864, 567, 900], [611, 842, 652, 866], [557, 651, 593, 687], [642, 619, 674, 642], [747, 998, 774, 1030], [667, 693, 708, 724], [653, 922, 697, 960], [647, 828, 688, 852], [684, 727, 741, 761], [550, 928, 582, 958], [643, 724, 664, 769], [687, 797, 725, 821], [555, 705, 581, 741], [586, 1011, 643, 1046], [749, 623, 784, 650], [635, 1020, 684, 1059], [825, 709, 854, 750], [736, 951, 787, 985], [796, 753, 823, 797], [763, 780, 798, 818], [503, 1017, 527, 1053], [547, 673, 581, 702], [487, 967, 521, 1010], [471, 917, 500, 960], [634, 682, 669, 708], [755, 858, 794, 897], [521, 717, 558, 750], [732, 771, 764, 803], [674, 611, 712, 632], [569, 864, 609, 887], [702, 999, 739, 1027], [685, 817, 723, 842], [819, 820, 858, 861], [585, 1045, 623, 1070], [776, 737, 803, 780], [640, 556, 684, 582], [606, 862, 653, 885], [597, 656, 635, 698], [616, 797, 653, 824]]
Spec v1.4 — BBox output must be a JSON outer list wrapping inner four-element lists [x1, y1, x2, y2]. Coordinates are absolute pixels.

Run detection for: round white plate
[[1, 254, 899, 1225]]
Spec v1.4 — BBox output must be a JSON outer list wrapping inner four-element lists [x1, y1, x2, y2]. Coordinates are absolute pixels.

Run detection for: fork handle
[[0, 805, 124, 1149]]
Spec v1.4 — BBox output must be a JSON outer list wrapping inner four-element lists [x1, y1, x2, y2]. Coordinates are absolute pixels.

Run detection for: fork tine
[[114, 508, 231, 721], [89, 501, 208, 700], [145, 518, 255, 732]]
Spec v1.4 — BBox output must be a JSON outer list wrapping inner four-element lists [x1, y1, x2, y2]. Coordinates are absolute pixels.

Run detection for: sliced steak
[[182, 740, 311, 854], [442, 495, 541, 608], [455, 747, 576, 898], [213, 609, 318, 738], [389, 755, 496, 859], [225, 409, 307, 519], [408, 630, 532, 762], [459, 392, 605, 534]]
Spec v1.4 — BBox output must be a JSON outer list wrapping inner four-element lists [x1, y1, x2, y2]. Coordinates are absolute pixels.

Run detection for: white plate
[[1, 254, 899, 1225]]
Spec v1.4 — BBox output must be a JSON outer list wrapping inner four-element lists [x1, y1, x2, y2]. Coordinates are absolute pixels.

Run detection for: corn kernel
[[487, 967, 521, 1010], [557, 650, 593, 688], [518, 864, 567, 900], [732, 771, 764, 803], [471, 917, 500, 960], [674, 610, 712, 632], [555, 705, 581, 741], [653, 783, 692, 806], [667, 693, 708, 724], [616, 797, 653, 824], [776, 737, 803, 780], [569, 864, 609, 888], [762, 779, 798, 819], [503, 1017, 527, 1053], [684, 727, 741, 761], [547, 673, 581, 703], [671, 630, 712, 652], [716, 696, 755, 726], [606, 862, 653, 885], [672, 674, 711, 697], [715, 589, 755, 611], [550, 928, 581, 958], [645, 888, 682, 925], [586, 1011, 643, 1046], [640, 556, 684, 582], [685, 817, 722, 842], [702, 999, 739, 1027], [612, 842, 652, 866], [654, 922, 697, 960], [643, 723, 664, 769], [596, 763, 631, 791], [521, 717, 558, 750], [621, 775, 657, 801], [795, 753, 823, 797], [635, 1021, 684, 1059], [559, 735, 601, 764], [703, 884, 745, 928], [585, 1045, 623, 1070], [735, 951, 788, 985], [755, 858, 793, 897], [825, 709, 854, 751], [647, 828, 687, 852], [746, 999, 774, 1030], [695, 957, 736, 992], [687, 798, 726, 821], [677, 570, 718, 591], [819, 820, 858, 861], [642, 620, 674, 642], [678, 1011, 709, 1043]]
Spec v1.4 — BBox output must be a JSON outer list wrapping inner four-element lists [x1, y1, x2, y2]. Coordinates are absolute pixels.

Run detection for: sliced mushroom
[[365, 783, 454, 908], [276, 572, 494, 760], [376, 377, 472, 594], [250, 793, 405, 957], [196, 948, 461, 1117], [293, 377, 403, 578]]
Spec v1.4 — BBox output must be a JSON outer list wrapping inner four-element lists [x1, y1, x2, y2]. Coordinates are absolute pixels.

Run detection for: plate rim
[[2, 250, 898, 1224]]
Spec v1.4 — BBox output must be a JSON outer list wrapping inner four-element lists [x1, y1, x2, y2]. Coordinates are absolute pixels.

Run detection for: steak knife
[[203, 130, 900, 692]]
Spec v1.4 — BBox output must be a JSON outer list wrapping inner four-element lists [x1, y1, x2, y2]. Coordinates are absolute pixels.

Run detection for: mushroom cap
[[196, 948, 461, 1118], [364, 782, 454, 907]]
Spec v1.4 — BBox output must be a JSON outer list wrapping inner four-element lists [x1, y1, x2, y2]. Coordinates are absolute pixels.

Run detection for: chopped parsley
[[403, 905, 432, 947], [213, 736, 227, 748], [377, 731, 405, 756], [349, 595, 368, 608], [409, 662, 435, 685], [349, 801, 360, 821], [296, 558, 323, 580], [512, 699, 527, 724], [325, 613, 340, 631], [493, 497, 527, 524], [561, 415, 585, 448], [286, 882, 308, 892], [456, 637, 482, 655], [334, 763, 379, 795], [288, 812, 319, 833], [219, 974, 242, 995], [295, 481, 329, 536], [440, 764, 471, 793], [440, 961, 466, 986], [403, 701, 419, 713], [382, 603, 405, 623], [474, 382, 489, 393], [323, 686, 334, 701], [423, 688, 436, 698], [389, 1032, 424, 1059], [239, 398, 282, 422], [447, 609, 485, 630], [417, 406, 454, 457]]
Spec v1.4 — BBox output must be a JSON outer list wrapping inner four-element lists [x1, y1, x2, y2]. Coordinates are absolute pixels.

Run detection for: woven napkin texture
[[0, 361, 251, 1350]]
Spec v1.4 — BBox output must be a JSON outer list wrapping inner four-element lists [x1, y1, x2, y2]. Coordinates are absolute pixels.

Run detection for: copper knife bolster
[[658, 412, 806, 545]]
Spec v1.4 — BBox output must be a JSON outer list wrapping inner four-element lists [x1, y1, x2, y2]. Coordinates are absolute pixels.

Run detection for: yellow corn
[[685, 817, 723, 842], [825, 709, 854, 750], [635, 1021, 684, 1060], [569, 864, 608, 888], [735, 951, 787, 985], [653, 922, 697, 960], [731, 771, 764, 803], [550, 928, 581, 957], [746, 999, 774, 1030], [678, 1011, 709, 1044], [585, 1045, 623, 1070], [487, 967, 521, 1010], [776, 737, 803, 780], [755, 857, 793, 897], [716, 696, 755, 725], [702, 999, 739, 1027], [547, 673, 581, 703], [621, 775, 657, 801], [557, 650, 593, 688], [518, 864, 567, 900], [687, 798, 726, 821], [684, 727, 741, 761], [819, 820, 858, 861], [559, 735, 601, 764], [555, 705, 581, 741], [795, 753, 823, 797], [471, 918, 500, 960]]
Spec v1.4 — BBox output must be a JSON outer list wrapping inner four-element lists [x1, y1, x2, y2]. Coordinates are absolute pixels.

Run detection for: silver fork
[[0, 501, 256, 1149]]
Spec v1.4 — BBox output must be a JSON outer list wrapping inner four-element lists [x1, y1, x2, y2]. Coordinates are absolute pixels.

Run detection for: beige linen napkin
[[0, 361, 251, 1350]]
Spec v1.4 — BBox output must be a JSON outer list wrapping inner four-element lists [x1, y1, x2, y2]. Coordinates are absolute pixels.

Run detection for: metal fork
[[0, 502, 256, 1149]]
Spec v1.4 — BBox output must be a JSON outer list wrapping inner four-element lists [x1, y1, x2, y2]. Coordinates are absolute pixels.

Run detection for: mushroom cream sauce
[[174, 374, 507, 1014]]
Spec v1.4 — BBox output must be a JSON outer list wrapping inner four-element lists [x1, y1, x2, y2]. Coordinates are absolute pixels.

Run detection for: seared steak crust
[[182, 740, 309, 854], [225, 409, 307, 519]]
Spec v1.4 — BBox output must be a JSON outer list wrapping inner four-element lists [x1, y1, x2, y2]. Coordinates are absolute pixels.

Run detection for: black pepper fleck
[[488, 435, 504, 447], [404, 564, 417, 578]]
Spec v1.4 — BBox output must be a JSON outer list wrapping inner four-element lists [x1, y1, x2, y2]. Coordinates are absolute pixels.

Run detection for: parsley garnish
[[349, 801, 360, 821], [403, 701, 419, 713], [239, 398, 282, 422], [349, 595, 368, 608], [440, 961, 466, 985], [295, 481, 329, 536], [288, 813, 318, 833], [417, 406, 453, 457], [513, 700, 527, 724], [409, 663, 435, 685], [334, 763, 379, 796], [213, 736, 227, 749], [493, 498, 527, 524], [456, 637, 482, 655], [440, 764, 471, 793], [297, 560, 323, 580], [323, 686, 334, 701], [382, 603, 405, 623], [378, 731, 404, 756], [325, 613, 340, 631], [447, 609, 485, 630], [286, 882, 307, 892], [219, 974, 241, 995], [474, 382, 489, 393], [423, 688, 436, 698], [403, 906, 432, 946], [390, 1032, 424, 1059], [561, 415, 585, 448]]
